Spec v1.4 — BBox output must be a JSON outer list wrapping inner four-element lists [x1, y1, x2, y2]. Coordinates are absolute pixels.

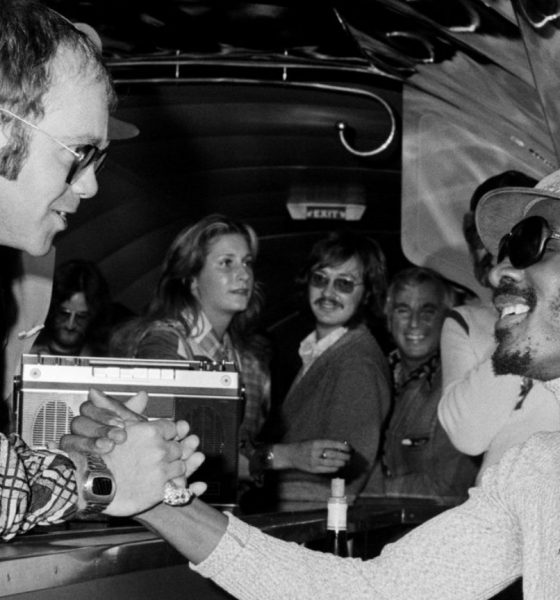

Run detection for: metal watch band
[[80, 453, 116, 516]]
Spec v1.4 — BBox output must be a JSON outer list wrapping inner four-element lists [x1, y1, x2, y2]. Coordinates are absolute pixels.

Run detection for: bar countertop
[[0, 497, 456, 596]]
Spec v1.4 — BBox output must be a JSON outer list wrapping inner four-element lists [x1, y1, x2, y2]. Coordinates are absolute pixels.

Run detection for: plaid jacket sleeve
[[1, 434, 78, 541]]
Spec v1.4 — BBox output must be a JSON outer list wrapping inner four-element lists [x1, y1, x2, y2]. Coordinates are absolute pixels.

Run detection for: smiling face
[[490, 210, 560, 380], [191, 233, 254, 331], [388, 281, 446, 371], [308, 255, 365, 339], [0, 48, 109, 256]]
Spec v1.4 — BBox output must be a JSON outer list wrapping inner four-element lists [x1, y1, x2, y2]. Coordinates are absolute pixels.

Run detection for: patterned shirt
[[1, 433, 78, 540], [388, 348, 440, 393]]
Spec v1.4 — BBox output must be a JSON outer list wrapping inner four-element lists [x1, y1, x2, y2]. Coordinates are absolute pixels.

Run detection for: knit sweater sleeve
[[193, 489, 519, 600], [192, 432, 560, 599], [327, 344, 391, 486]]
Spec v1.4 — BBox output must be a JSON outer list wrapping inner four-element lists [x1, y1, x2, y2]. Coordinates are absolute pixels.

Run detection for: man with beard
[[438, 170, 559, 484], [70, 170, 560, 598]]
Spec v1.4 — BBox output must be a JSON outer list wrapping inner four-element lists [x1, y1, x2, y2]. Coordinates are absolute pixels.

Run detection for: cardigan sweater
[[275, 324, 391, 503]]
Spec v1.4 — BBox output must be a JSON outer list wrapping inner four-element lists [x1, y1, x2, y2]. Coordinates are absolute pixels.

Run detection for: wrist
[[269, 443, 291, 469]]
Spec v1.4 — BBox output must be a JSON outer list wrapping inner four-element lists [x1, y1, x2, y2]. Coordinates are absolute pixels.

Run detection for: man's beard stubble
[[491, 281, 536, 378], [492, 327, 532, 376]]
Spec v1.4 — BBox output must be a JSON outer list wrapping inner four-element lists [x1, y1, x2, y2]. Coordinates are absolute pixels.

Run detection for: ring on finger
[[320, 450, 327, 459], [163, 481, 195, 506]]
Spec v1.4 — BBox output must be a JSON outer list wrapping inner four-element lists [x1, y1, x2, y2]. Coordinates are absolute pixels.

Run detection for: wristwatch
[[80, 453, 116, 515]]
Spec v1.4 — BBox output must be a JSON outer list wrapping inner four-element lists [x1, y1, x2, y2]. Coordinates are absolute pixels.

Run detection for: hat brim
[[476, 187, 560, 256], [108, 116, 139, 140]]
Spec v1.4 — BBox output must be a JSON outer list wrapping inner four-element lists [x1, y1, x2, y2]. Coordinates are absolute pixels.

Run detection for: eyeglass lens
[[66, 145, 108, 184], [497, 216, 549, 269], [309, 271, 361, 294], [55, 307, 91, 325]]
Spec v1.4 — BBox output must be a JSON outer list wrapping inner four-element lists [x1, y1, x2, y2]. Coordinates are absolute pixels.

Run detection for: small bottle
[[326, 478, 349, 557]]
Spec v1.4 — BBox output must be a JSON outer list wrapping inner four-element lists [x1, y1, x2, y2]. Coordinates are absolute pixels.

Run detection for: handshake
[[60, 389, 207, 517]]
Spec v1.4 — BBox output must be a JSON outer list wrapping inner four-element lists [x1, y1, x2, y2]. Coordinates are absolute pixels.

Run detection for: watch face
[[92, 476, 114, 497]]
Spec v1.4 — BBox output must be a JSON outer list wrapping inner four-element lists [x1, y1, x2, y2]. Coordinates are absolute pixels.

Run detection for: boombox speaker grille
[[32, 400, 75, 447]]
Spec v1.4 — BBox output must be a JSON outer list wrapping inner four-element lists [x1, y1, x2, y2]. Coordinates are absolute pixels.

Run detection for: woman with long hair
[[118, 214, 270, 468]]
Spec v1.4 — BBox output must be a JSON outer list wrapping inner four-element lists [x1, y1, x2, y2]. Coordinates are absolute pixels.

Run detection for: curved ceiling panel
[[55, 78, 402, 320], [47, 0, 560, 315]]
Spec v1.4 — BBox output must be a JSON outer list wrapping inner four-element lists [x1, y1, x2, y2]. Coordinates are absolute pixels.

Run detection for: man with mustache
[[247, 231, 391, 507], [438, 170, 559, 484], [73, 170, 560, 598]]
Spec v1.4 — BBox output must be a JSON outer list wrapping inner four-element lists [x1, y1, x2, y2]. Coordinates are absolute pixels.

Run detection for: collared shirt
[[298, 326, 348, 376], [181, 311, 239, 364], [379, 348, 478, 499], [388, 348, 440, 394], [0, 434, 78, 540]]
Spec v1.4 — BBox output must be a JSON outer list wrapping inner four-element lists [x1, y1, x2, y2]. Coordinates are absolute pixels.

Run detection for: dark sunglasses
[[66, 145, 108, 184], [497, 215, 560, 269], [54, 307, 92, 325], [309, 271, 364, 294], [0, 107, 108, 184]]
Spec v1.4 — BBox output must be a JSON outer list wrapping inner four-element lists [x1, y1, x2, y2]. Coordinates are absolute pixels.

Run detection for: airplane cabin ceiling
[[43, 0, 560, 322]]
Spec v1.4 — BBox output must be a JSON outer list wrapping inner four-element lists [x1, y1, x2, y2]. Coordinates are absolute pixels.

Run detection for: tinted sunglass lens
[[94, 149, 108, 173], [334, 279, 355, 294], [309, 272, 328, 288], [67, 146, 108, 184], [310, 272, 359, 293], [509, 217, 545, 268]]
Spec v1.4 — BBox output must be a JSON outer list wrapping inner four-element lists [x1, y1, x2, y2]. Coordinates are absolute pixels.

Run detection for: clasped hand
[[60, 389, 207, 516]]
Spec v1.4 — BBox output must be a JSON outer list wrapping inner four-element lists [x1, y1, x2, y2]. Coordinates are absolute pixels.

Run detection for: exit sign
[[306, 206, 346, 219], [287, 201, 366, 221]]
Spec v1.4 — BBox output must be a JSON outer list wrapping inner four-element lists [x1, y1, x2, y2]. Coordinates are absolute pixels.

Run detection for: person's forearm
[[136, 499, 228, 565], [1, 435, 79, 539]]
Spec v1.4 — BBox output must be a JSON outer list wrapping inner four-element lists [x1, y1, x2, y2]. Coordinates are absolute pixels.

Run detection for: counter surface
[[0, 497, 456, 596]]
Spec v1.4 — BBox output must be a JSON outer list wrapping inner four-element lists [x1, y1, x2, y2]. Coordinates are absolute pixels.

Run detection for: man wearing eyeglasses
[[247, 231, 391, 508], [0, 1, 203, 539], [70, 171, 560, 598], [31, 259, 111, 358], [438, 171, 559, 485]]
